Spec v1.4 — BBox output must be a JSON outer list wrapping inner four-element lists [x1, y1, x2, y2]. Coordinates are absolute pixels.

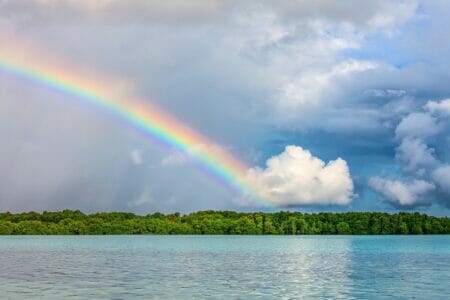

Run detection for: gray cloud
[[432, 165, 450, 200], [369, 177, 435, 207], [425, 98, 450, 115], [0, 0, 417, 27], [370, 98, 450, 208], [395, 138, 438, 175], [395, 113, 442, 140], [267, 0, 418, 28], [0, 72, 236, 213], [1, 1, 450, 214], [0, 0, 228, 25]]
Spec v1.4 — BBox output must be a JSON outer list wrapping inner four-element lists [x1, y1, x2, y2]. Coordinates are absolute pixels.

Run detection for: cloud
[[0, 0, 418, 28], [395, 138, 438, 175], [366, 89, 407, 98], [432, 165, 450, 200], [2, 0, 450, 214], [0, 0, 227, 24], [425, 98, 450, 115], [160, 150, 188, 167], [245, 145, 353, 206], [366, 0, 418, 33], [280, 59, 378, 108], [395, 112, 441, 139], [370, 96, 450, 208], [369, 177, 435, 207], [222, 1, 419, 131], [382, 96, 416, 116], [0, 0, 421, 135], [130, 149, 143, 165], [127, 185, 155, 208], [265, 0, 418, 30]]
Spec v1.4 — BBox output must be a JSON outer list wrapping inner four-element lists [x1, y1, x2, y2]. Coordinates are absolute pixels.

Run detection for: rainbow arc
[[0, 43, 268, 205]]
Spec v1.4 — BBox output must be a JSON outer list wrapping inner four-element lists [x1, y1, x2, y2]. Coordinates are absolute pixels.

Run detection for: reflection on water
[[0, 236, 449, 299]]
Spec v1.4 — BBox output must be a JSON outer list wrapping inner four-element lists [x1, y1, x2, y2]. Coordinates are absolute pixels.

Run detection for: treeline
[[0, 210, 449, 235]]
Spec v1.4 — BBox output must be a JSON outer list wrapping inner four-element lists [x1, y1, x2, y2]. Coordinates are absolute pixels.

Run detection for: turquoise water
[[0, 236, 449, 299]]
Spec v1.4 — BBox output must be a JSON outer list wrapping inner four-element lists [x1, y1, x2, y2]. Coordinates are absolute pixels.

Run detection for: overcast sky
[[1, 0, 450, 215]]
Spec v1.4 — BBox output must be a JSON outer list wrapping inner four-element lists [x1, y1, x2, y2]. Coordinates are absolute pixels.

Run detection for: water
[[0, 236, 448, 299]]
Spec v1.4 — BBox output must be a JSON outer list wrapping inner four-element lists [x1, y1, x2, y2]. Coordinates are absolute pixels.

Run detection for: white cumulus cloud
[[245, 145, 353, 206]]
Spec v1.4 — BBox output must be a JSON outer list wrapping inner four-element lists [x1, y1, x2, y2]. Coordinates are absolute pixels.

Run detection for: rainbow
[[0, 43, 267, 205]]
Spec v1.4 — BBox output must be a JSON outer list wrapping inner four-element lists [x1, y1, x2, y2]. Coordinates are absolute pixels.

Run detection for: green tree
[[295, 218, 308, 234], [336, 222, 351, 234], [398, 222, 409, 234], [0, 221, 15, 234]]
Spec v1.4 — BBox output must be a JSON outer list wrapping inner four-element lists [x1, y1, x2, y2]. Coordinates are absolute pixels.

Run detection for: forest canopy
[[0, 210, 448, 235]]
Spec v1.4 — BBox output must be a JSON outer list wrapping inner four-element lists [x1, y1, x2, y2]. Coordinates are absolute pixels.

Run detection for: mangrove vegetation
[[0, 210, 449, 235]]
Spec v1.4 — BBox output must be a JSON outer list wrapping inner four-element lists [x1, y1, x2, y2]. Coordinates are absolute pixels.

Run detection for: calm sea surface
[[0, 235, 449, 299]]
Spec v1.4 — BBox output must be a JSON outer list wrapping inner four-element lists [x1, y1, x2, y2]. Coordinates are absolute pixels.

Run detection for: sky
[[1, 0, 450, 215]]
